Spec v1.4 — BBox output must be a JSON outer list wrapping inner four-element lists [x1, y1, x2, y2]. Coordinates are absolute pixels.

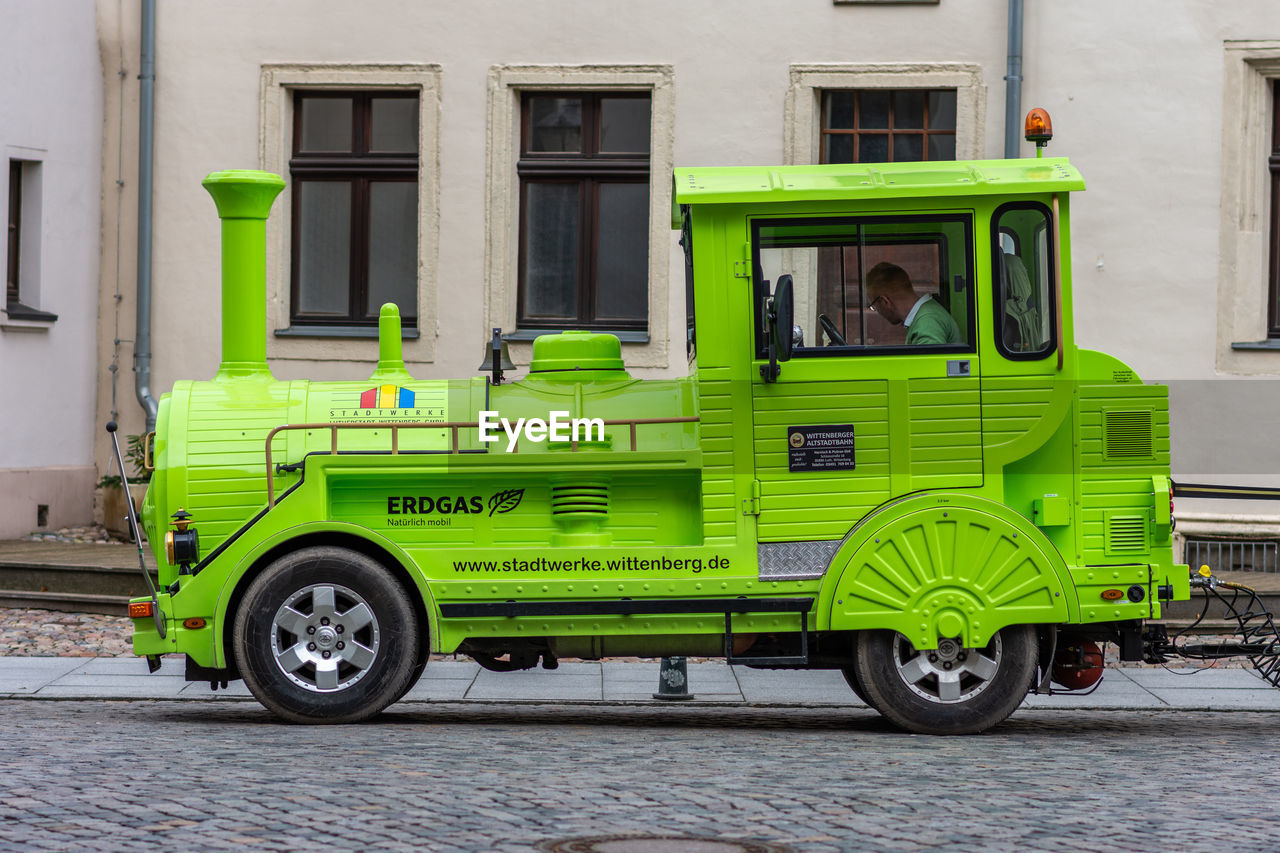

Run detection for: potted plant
[[100, 434, 151, 540]]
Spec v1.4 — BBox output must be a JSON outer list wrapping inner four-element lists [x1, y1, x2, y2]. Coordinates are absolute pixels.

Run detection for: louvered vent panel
[[1106, 514, 1147, 553], [551, 484, 609, 516], [1104, 410, 1153, 459]]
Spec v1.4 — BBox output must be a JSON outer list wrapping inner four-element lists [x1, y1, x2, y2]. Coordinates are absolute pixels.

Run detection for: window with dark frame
[[6, 160, 20, 308], [1269, 81, 1280, 337], [517, 92, 651, 332], [289, 91, 419, 328], [4, 159, 54, 322], [752, 215, 974, 357], [820, 89, 957, 164]]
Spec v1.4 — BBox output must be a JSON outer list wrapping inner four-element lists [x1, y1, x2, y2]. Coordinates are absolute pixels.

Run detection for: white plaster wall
[[95, 1, 1280, 499], [1029, 2, 1280, 381], [0, 0, 102, 534]]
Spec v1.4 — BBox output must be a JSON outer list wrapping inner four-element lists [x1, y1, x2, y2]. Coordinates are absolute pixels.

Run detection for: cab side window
[[753, 215, 974, 356], [993, 203, 1055, 358]]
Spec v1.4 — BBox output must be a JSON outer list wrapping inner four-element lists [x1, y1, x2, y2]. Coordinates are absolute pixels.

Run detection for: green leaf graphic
[[488, 488, 525, 516]]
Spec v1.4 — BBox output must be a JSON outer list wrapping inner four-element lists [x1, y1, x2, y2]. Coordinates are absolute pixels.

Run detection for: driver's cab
[[674, 159, 1083, 550]]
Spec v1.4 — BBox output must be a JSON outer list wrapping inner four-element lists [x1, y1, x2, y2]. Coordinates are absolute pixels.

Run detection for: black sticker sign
[[788, 425, 856, 472]]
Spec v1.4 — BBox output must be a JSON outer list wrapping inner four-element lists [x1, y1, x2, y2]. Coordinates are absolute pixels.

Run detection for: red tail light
[[129, 601, 154, 619]]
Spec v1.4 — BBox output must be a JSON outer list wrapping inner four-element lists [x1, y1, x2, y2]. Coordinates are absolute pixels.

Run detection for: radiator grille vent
[[1106, 514, 1147, 554], [1104, 410, 1153, 459], [551, 484, 609, 516]]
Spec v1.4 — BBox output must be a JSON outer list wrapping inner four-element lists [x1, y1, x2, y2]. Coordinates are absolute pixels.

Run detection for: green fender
[[817, 493, 1076, 650], [208, 522, 441, 668]]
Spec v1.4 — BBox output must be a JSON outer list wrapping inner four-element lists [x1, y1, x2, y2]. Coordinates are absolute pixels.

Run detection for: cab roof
[[672, 157, 1084, 226]]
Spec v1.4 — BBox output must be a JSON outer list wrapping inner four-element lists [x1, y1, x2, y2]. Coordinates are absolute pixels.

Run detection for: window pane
[[296, 181, 351, 315], [893, 91, 925, 129], [523, 182, 579, 318], [859, 91, 890, 129], [7, 161, 20, 301], [599, 97, 651, 153], [824, 134, 854, 164], [894, 135, 924, 162], [994, 206, 1053, 355], [528, 96, 582, 153], [370, 97, 418, 153], [928, 91, 958, 131], [366, 181, 417, 319], [824, 91, 856, 130], [757, 218, 971, 353], [858, 134, 889, 163], [595, 182, 649, 322], [298, 97, 353, 152], [928, 135, 957, 161]]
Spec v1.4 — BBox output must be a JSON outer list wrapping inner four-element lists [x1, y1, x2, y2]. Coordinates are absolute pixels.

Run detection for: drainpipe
[[1004, 0, 1024, 159], [134, 0, 159, 430]]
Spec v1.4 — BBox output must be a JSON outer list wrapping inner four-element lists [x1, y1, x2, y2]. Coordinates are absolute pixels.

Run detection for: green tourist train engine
[[125, 120, 1234, 734]]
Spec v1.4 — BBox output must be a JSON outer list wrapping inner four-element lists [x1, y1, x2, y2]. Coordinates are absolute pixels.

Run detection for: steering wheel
[[818, 313, 847, 346]]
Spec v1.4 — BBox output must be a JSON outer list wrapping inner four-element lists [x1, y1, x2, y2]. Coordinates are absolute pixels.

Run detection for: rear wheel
[[840, 666, 876, 710], [233, 546, 419, 723], [854, 625, 1036, 735]]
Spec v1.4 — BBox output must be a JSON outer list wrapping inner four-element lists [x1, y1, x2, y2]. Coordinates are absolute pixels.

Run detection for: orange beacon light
[[1025, 108, 1053, 156]]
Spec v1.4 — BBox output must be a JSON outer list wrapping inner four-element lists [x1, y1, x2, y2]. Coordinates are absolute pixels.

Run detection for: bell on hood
[[478, 327, 516, 385]]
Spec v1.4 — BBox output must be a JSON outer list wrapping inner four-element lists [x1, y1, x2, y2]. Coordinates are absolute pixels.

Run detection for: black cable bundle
[[1166, 577, 1280, 687]]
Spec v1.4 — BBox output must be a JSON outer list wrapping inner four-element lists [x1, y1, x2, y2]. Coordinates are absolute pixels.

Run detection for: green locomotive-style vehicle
[[126, 121, 1192, 734]]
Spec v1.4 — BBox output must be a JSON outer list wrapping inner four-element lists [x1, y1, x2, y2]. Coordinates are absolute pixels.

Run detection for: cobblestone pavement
[[2, 701, 1278, 852], [22, 524, 121, 544], [0, 609, 134, 657]]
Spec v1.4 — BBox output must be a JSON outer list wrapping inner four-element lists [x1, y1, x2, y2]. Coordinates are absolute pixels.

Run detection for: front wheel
[[233, 546, 420, 723], [854, 625, 1037, 735]]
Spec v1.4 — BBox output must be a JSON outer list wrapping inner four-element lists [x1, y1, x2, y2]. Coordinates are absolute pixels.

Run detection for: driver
[[865, 262, 962, 346]]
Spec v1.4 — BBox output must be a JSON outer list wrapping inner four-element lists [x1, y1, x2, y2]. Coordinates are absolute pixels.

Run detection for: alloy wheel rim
[[270, 583, 380, 693], [891, 633, 1002, 704]]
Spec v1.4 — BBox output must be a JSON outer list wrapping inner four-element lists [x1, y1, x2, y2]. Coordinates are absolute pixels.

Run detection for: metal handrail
[[263, 416, 699, 507]]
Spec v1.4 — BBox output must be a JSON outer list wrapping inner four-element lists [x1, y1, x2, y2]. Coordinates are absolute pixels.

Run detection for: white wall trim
[[484, 64, 675, 370], [259, 62, 442, 364], [1216, 42, 1280, 375], [784, 63, 986, 166]]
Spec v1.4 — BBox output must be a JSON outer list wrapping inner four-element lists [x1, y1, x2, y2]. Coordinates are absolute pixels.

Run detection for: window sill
[[275, 325, 420, 340], [505, 328, 650, 344], [1230, 339, 1280, 351], [2, 301, 58, 330]]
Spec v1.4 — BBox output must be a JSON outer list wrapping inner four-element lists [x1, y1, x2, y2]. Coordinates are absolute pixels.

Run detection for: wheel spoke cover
[[891, 633, 1003, 705], [269, 582, 382, 693]]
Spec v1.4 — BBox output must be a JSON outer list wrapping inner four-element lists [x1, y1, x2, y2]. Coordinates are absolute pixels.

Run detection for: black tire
[[233, 546, 420, 724], [854, 625, 1037, 735], [840, 666, 877, 710], [395, 654, 429, 703]]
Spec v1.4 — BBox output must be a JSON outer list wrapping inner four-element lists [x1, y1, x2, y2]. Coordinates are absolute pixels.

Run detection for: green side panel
[[906, 377, 982, 490], [981, 377, 1064, 454], [752, 379, 891, 541], [823, 494, 1070, 649], [1071, 564, 1153, 624], [181, 380, 293, 555], [1076, 382, 1171, 564], [695, 374, 743, 544], [329, 472, 703, 548]]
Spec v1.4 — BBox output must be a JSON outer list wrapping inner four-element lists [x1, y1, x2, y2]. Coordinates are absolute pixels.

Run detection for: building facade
[[91, 1, 1280, 553], [0, 0, 103, 538]]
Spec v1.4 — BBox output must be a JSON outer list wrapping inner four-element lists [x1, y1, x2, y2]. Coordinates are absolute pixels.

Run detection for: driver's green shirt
[[905, 297, 963, 345]]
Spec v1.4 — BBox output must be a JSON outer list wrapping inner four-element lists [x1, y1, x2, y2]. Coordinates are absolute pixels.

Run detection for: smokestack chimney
[[201, 170, 285, 380]]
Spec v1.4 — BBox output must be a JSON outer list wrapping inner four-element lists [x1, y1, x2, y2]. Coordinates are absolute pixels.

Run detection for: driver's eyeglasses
[[868, 295, 885, 313]]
